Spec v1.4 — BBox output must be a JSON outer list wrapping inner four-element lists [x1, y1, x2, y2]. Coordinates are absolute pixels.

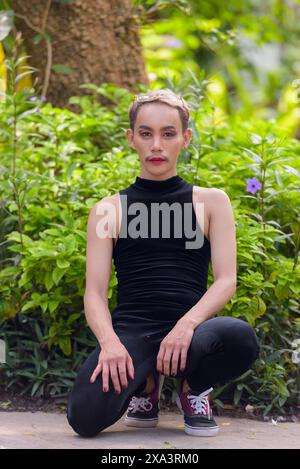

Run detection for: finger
[[127, 356, 135, 380], [90, 363, 102, 383], [163, 350, 172, 376], [171, 349, 180, 376], [118, 360, 128, 389], [110, 362, 121, 394], [102, 363, 109, 392], [156, 345, 165, 373], [180, 349, 187, 371]]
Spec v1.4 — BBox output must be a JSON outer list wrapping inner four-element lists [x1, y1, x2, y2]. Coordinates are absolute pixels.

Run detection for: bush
[[0, 68, 299, 416]]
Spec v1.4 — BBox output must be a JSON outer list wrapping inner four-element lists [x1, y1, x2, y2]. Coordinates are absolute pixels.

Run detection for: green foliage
[[0, 312, 96, 398], [138, 0, 300, 122], [0, 63, 299, 416]]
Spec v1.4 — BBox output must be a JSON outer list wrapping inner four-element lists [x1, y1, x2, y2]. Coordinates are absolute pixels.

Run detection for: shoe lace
[[128, 395, 153, 413], [187, 387, 213, 415]]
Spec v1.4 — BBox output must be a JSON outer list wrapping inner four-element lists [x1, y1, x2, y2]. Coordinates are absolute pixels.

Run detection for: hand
[[156, 319, 194, 376], [90, 338, 135, 394]]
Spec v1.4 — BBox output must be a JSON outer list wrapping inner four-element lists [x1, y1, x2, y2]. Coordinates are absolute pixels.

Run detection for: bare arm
[[178, 188, 237, 330], [83, 196, 120, 347], [156, 188, 237, 376], [85, 196, 135, 392]]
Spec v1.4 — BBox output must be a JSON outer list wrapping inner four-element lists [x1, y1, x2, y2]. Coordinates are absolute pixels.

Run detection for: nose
[[150, 135, 163, 152]]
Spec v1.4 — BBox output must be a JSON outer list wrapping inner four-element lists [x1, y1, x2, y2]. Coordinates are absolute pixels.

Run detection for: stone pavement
[[0, 410, 299, 449]]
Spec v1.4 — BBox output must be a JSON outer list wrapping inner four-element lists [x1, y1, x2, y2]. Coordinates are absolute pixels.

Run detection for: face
[[126, 102, 192, 179]]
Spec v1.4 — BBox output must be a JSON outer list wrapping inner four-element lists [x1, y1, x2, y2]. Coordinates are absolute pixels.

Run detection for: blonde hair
[[128, 89, 190, 133]]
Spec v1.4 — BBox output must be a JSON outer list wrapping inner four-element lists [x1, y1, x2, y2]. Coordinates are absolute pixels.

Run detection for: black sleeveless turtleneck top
[[111, 174, 211, 330]]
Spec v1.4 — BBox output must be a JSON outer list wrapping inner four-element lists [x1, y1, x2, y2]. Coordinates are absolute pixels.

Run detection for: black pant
[[67, 316, 260, 438]]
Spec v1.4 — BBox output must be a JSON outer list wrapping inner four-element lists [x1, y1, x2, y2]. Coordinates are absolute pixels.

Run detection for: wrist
[[177, 315, 199, 331], [98, 332, 120, 348]]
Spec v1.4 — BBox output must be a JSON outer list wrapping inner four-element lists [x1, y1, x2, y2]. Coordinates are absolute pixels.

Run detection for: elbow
[[227, 278, 237, 297], [83, 290, 108, 306], [216, 277, 236, 297]]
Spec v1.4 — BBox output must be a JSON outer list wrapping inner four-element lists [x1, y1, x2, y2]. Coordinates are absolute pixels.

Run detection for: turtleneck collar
[[131, 174, 185, 192]]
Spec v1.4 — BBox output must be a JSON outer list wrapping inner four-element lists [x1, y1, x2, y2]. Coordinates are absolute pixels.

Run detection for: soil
[[0, 390, 299, 423]]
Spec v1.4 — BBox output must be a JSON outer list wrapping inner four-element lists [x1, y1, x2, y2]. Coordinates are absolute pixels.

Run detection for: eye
[[139, 131, 176, 137]]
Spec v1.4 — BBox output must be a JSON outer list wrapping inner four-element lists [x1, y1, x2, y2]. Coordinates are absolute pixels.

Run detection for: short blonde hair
[[128, 89, 190, 133]]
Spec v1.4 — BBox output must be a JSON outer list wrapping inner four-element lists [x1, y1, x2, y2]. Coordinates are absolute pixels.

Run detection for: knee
[[231, 320, 260, 366], [67, 396, 105, 438]]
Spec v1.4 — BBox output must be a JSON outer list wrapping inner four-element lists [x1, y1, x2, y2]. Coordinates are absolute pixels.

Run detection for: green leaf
[[51, 64, 74, 75], [67, 313, 81, 324], [56, 258, 70, 269], [32, 33, 44, 45], [44, 271, 54, 291], [31, 381, 41, 397], [59, 337, 72, 356], [233, 387, 242, 405], [19, 271, 31, 287], [52, 266, 66, 285], [276, 382, 290, 398], [40, 302, 48, 313], [20, 300, 36, 313], [48, 300, 60, 314], [64, 236, 76, 255], [274, 285, 289, 301]]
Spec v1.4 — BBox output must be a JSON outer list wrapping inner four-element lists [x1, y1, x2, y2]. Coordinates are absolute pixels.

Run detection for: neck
[[131, 173, 185, 193], [139, 169, 177, 181]]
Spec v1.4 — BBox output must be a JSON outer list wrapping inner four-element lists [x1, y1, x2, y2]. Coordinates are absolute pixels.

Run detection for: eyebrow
[[138, 125, 177, 130]]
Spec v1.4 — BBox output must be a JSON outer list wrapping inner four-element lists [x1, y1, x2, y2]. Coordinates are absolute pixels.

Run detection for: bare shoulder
[[193, 187, 232, 241], [193, 186, 231, 210], [90, 192, 120, 221], [194, 186, 234, 240], [93, 192, 119, 210], [90, 192, 121, 245]]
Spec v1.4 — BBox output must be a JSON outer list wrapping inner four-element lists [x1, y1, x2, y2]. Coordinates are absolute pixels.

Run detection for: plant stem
[[259, 140, 266, 277]]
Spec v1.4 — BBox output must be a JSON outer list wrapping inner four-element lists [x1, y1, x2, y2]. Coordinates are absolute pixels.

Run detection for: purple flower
[[246, 177, 262, 194], [29, 96, 47, 102], [163, 37, 184, 49]]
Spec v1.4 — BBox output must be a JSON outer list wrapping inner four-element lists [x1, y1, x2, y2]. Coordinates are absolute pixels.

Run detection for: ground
[[0, 390, 299, 423], [0, 410, 299, 449], [1, 390, 299, 449]]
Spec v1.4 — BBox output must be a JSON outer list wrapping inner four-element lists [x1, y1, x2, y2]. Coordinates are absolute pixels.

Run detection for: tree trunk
[[12, 0, 149, 108]]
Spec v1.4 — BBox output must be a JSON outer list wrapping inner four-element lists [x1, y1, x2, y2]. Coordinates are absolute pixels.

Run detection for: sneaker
[[124, 372, 165, 428], [175, 380, 219, 437]]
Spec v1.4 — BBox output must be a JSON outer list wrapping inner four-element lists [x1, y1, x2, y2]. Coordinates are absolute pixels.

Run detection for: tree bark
[[12, 0, 149, 108]]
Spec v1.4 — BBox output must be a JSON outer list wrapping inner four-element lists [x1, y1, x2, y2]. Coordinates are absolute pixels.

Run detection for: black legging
[[67, 316, 260, 438]]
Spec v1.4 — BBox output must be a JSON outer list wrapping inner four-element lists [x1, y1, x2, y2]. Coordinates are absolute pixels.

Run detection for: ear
[[126, 129, 136, 149], [183, 128, 193, 148]]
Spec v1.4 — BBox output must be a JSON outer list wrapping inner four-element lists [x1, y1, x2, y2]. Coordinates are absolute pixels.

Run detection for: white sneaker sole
[[124, 415, 159, 428], [175, 392, 219, 437], [124, 373, 165, 428], [184, 424, 220, 437]]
